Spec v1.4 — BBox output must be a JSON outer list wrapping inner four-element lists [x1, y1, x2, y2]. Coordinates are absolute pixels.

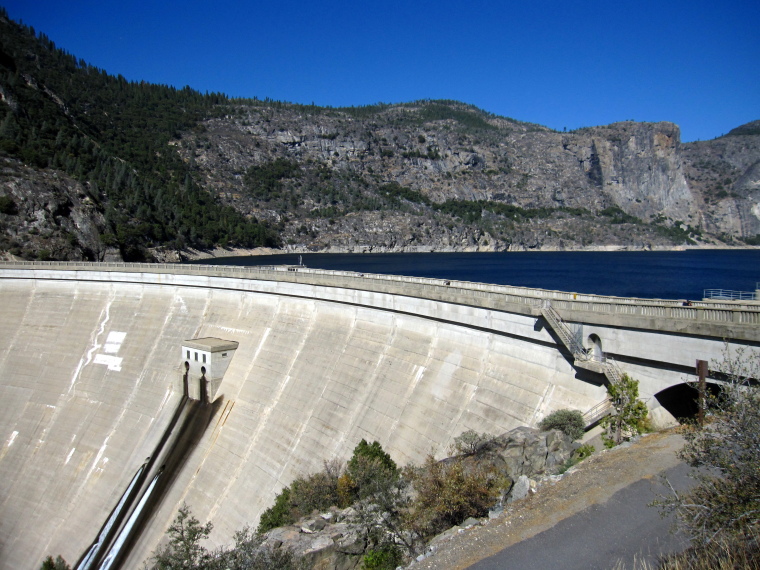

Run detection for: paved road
[[469, 462, 693, 570]]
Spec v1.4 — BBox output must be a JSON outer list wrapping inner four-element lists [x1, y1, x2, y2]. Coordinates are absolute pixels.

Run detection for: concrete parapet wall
[[1, 261, 758, 341]]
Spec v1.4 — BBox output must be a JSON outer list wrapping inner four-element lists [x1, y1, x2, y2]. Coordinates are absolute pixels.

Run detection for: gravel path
[[409, 430, 689, 569]]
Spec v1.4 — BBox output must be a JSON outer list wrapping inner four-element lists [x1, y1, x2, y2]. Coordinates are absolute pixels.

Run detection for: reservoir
[[190, 249, 760, 301]]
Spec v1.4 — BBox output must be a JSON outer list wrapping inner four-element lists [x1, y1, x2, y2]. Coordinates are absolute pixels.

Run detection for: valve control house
[[181, 337, 239, 401]]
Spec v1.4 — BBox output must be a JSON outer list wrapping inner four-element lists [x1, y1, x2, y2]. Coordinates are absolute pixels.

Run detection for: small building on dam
[[0, 261, 757, 569], [181, 337, 239, 401]]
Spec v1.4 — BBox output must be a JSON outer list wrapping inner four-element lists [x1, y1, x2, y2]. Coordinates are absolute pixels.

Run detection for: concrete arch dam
[[0, 262, 757, 569]]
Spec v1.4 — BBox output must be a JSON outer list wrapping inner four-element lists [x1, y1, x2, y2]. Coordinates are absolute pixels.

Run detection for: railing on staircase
[[540, 301, 589, 361], [602, 355, 624, 384], [541, 301, 626, 387], [582, 398, 614, 427], [578, 357, 626, 431]]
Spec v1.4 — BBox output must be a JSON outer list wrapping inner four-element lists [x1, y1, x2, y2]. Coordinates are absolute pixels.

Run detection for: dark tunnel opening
[[655, 382, 722, 422]]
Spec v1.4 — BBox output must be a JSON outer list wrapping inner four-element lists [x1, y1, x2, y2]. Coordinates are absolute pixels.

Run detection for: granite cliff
[[174, 102, 760, 254]]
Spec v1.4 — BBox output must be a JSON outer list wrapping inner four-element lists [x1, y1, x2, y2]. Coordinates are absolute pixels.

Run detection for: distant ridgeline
[[0, 8, 759, 262]]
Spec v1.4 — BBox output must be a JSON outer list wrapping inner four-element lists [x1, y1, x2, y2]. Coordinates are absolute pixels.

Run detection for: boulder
[[507, 475, 531, 503]]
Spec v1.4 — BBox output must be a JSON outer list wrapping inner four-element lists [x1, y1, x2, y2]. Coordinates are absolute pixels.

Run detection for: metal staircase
[[602, 355, 624, 384], [540, 301, 627, 427], [581, 398, 614, 427], [540, 301, 625, 384], [540, 301, 589, 362]]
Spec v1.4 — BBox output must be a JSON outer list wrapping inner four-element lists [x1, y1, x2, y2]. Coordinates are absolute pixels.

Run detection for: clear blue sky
[[5, 0, 758, 141]]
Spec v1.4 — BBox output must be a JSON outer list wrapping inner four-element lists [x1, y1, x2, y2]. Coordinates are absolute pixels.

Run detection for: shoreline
[[164, 243, 760, 263]]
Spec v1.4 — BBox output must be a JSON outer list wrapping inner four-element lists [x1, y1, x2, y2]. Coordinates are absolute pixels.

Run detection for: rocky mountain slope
[[176, 103, 760, 254], [0, 157, 118, 260], [0, 9, 758, 260], [681, 121, 760, 237]]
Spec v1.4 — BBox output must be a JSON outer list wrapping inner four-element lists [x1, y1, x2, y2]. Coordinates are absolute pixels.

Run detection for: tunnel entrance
[[654, 382, 722, 422], [587, 334, 603, 361]]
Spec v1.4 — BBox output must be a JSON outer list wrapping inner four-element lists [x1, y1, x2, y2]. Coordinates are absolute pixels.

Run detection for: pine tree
[[601, 374, 648, 446]]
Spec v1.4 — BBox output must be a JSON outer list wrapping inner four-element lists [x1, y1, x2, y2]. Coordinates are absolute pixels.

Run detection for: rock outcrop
[[0, 157, 117, 261], [569, 122, 696, 222], [681, 120, 760, 238], [251, 427, 575, 569]]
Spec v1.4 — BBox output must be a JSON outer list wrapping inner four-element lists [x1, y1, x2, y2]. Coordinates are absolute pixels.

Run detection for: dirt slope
[[411, 430, 686, 569]]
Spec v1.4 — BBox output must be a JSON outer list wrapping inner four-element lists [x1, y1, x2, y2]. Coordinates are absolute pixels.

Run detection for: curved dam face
[[0, 272, 604, 569]]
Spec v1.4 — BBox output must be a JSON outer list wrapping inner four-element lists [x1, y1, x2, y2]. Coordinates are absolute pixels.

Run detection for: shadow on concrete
[[77, 394, 224, 570], [534, 317, 607, 388]]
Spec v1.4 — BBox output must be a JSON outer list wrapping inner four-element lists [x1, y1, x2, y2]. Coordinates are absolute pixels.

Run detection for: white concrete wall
[[575, 320, 752, 400], [0, 277, 604, 570]]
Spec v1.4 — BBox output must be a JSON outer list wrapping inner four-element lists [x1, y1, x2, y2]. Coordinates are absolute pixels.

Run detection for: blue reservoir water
[[191, 250, 760, 301]]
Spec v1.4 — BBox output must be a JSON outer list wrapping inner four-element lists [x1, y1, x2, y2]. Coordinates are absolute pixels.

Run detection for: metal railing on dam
[[1, 261, 759, 340]]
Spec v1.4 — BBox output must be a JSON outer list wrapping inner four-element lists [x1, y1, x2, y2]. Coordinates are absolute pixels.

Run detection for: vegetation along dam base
[[0, 261, 758, 569]]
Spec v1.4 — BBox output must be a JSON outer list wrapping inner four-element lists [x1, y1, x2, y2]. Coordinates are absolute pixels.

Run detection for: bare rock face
[[681, 120, 760, 238], [481, 426, 574, 478], [736, 160, 760, 237], [177, 103, 760, 252], [580, 122, 697, 222], [259, 511, 366, 570], [0, 157, 115, 260]]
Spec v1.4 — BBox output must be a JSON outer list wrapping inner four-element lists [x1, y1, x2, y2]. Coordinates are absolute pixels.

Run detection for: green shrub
[[538, 409, 585, 440], [258, 443, 397, 534], [243, 158, 301, 201], [256, 487, 293, 534], [557, 444, 595, 475], [341, 440, 399, 505], [376, 182, 429, 206], [257, 459, 343, 534], [601, 374, 648, 447], [150, 504, 213, 569], [288, 460, 341, 518], [347, 439, 397, 476], [40, 556, 70, 570], [452, 429, 493, 455], [0, 195, 17, 215], [362, 545, 402, 569], [599, 206, 641, 224], [575, 443, 595, 460]]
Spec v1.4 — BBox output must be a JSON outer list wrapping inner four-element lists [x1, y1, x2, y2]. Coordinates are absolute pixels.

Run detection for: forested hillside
[[0, 9, 278, 260]]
